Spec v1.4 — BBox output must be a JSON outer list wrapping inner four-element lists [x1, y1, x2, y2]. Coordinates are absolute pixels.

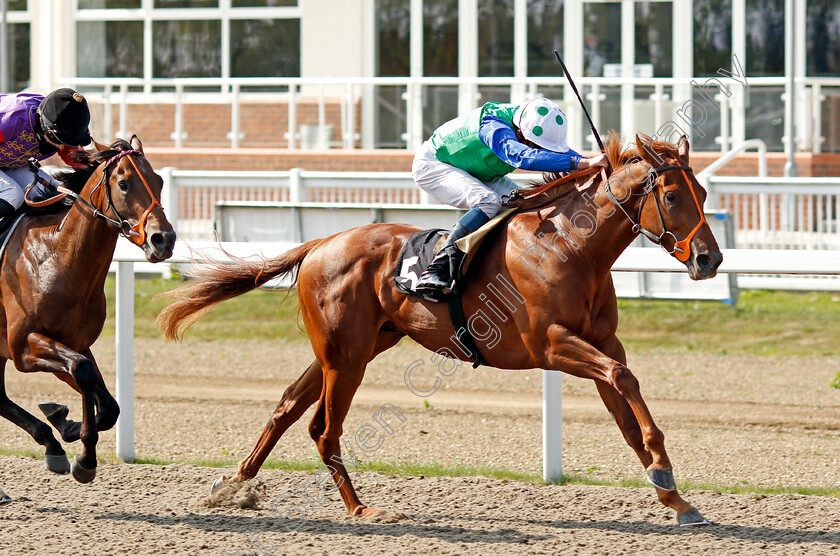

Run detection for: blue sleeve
[[478, 115, 584, 172]]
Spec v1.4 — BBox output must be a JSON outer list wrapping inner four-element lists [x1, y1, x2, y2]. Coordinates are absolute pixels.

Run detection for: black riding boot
[[415, 223, 471, 295], [0, 199, 15, 220]]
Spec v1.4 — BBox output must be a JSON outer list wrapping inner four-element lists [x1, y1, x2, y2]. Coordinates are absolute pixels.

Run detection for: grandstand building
[[2, 0, 838, 175]]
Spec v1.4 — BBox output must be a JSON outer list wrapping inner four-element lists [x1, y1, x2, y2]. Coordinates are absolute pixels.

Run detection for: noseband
[[96, 150, 164, 246], [26, 149, 163, 246], [605, 162, 707, 263]]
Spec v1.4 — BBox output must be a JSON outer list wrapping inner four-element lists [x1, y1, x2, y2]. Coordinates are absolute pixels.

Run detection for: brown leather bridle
[[25, 149, 163, 246], [605, 162, 707, 263]]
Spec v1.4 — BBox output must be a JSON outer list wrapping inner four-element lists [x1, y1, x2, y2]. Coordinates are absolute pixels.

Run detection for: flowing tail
[[157, 239, 326, 341]]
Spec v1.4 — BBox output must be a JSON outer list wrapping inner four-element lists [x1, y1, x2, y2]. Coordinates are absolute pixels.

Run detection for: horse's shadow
[[93, 510, 840, 547]]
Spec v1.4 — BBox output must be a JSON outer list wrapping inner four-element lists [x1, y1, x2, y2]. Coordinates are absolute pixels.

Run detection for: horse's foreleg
[[594, 336, 707, 525], [0, 363, 70, 475], [309, 365, 383, 517], [303, 328, 403, 516], [19, 334, 102, 483], [546, 327, 670, 470]]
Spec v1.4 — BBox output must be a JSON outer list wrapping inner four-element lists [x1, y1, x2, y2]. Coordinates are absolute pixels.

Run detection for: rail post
[[115, 261, 135, 462], [542, 370, 563, 482]]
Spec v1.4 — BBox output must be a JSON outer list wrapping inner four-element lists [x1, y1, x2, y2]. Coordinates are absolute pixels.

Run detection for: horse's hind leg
[[220, 328, 404, 491], [219, 359, 324, 488], [41, 351, 119, 443], [0, 361, 70, 475], [595, 337, 707, 526]]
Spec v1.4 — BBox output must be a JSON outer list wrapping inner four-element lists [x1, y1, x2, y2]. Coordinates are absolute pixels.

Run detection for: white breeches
[[412, 140, 518, 219], [0, 166, 57, 209]]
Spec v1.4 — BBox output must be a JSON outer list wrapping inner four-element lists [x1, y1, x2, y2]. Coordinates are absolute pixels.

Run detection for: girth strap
[[445, 292, 486, 368]]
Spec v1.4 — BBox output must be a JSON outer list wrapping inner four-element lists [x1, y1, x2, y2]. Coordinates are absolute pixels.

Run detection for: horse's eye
[[118, 180, 130, 192], [664, 191, 677, 204]]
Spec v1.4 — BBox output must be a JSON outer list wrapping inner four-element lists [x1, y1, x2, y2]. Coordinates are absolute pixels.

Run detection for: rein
[[504, 165, 604, 203], [25, 150, 163, 246], [605, 162, 707, 263]]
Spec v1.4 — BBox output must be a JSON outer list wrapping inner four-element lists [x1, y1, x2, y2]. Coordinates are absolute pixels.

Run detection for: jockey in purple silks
[[411, 97, 608, 294], [0, 88, 93, 218]]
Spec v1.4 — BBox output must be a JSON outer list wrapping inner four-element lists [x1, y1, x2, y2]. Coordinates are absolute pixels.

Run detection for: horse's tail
[[157, 238, 326, 341]]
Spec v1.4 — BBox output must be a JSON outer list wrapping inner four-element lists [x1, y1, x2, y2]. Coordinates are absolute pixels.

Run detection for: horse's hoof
[[646, 467, 677, 491], [210, 475, 230, 494], [359, 507, 387, 517], [38, 402, 69, 421], [44, 453, 71, 475], [0, 489, 11, 506], [678, 508, 710, 526], [70, 455, 97, 484]]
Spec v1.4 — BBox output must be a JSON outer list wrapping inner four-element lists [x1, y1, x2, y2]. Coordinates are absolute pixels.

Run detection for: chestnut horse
[[159, 134, 721, 525], [0, 137, 175, 495]]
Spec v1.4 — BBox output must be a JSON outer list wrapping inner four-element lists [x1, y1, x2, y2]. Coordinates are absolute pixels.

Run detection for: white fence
[[158, 166, 840, 291], [111, 239, 840, 481]]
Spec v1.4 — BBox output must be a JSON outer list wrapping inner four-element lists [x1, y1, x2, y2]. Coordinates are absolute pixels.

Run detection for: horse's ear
[[677, 135, 690, 164], [635, 133, 665, 167], [93, 140, 109, 152], [130, 134, 144, 154]]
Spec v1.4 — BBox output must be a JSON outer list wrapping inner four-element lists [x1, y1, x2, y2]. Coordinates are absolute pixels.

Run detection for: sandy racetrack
[[1, 338, 839, 555]]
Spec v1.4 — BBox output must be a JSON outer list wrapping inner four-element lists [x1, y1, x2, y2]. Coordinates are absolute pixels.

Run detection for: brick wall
[[104, 99, 358, 149], [93, 101, 837, 176], [142, 148, 832, 177]]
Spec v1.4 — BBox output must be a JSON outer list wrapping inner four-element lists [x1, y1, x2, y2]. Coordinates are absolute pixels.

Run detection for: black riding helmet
[[36, 88, 92, 147]]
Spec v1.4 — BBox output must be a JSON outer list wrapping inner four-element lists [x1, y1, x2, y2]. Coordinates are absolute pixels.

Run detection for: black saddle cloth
[[394, 228, 448, 302]]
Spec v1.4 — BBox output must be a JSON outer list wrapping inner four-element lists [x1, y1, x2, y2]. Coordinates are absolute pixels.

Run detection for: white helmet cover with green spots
[[512, 98, 570, 153]]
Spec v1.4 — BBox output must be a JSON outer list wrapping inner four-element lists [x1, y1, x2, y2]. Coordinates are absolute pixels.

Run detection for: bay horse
[[158, 134, 721, 525], [0, 137, 175, 494]]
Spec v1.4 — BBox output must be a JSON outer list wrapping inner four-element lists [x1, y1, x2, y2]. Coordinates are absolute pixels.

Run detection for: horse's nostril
[[696, 254, 712, 269], [150, 231, 174, 251]]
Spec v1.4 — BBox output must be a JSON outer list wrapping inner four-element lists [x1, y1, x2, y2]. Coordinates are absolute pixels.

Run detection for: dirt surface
[[1, 337, 839, 555]]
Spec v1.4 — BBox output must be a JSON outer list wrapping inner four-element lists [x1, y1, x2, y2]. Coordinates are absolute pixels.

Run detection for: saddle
[[394, 208, 517, 368], [0, 162, 76, 264]]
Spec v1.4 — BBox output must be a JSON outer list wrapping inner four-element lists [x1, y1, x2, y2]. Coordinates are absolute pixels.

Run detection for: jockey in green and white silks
[[412, 97, 608, 294]]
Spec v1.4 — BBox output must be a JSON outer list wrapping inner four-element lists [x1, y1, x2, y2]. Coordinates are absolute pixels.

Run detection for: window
[[232, 0, 298, 6], [230, 19, 300, 77], [478, 0, 514, 77], [745, 0, 784, 76], [153, 20, 222, 78], [527, 0, 564, 77], [693, 0, 732, 77], [154, 0, 218, 7], [75, 3, 301, 80], [8, 24, 31, 91], [78, 0, 140, 8], [635, 2, 672, 77], [424, 0, 458, 77], [807, 0, 840, 77], [77, 21, 143, 78], [583, 2, 620, 78]]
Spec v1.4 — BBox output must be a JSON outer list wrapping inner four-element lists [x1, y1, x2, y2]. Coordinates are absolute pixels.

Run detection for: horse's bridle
[[26, 149, 163, 246], [605, 162, 707, 263]]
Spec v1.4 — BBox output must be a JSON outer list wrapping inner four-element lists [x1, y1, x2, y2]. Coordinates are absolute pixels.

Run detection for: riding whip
[[554, 50, 605, 153]]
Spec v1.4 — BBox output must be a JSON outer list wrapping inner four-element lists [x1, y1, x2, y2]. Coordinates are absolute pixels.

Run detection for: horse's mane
[[510, 131, 682, 210], [52, 139, 135, 194]]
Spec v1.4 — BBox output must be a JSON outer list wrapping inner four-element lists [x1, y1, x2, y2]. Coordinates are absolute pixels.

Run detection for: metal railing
[[60, 75, 840, 154], [160, 166, 840, 250]]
